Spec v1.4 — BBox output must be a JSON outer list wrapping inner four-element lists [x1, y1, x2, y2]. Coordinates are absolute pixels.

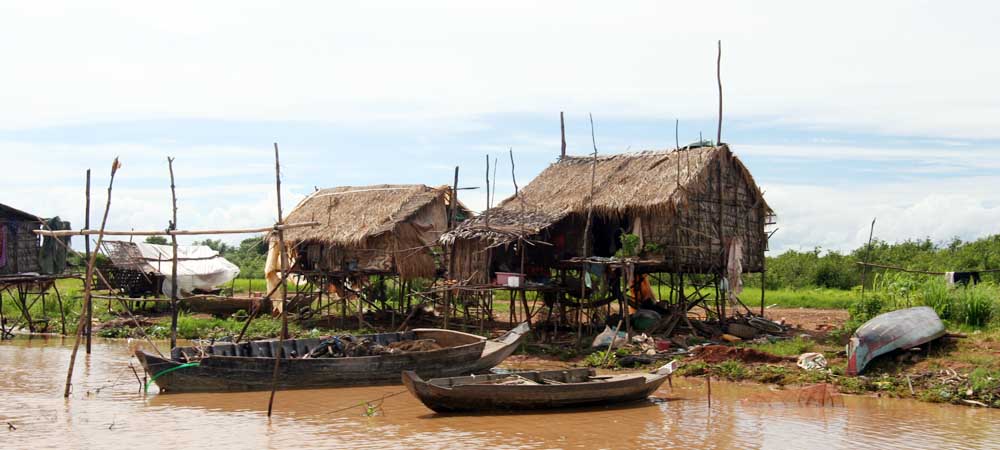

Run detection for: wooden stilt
[[65, 157, 120, 398], [84, 169, 92, 353], [167, 157, 180, 349]]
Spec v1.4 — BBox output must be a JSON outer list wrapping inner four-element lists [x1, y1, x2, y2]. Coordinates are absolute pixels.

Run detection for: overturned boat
[[403, 362, 676, 413], [137, 322, 529, 393], [846, 306, 945, 376]]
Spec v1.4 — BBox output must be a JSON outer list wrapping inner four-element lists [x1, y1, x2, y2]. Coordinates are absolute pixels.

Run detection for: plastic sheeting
[[133, 242, 240, 298]]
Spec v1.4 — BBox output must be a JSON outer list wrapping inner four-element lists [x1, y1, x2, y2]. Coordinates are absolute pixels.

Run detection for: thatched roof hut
[[443, 144, 772, 283], [275, 184, 467, 281], [0, 203, 42, 276], [0, 203, 71, 276]]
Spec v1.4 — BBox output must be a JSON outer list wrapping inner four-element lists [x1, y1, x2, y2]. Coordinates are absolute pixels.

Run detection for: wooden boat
[[136, 322, 530, 393], [846, 306, 945, 375], [402, 362, 676, 413]]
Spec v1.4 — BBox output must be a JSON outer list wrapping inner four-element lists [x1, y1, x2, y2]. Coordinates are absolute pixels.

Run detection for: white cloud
[[4, 2, 1000, 253], [0, 2, 998, 138], [766, 177, 1000, 253]]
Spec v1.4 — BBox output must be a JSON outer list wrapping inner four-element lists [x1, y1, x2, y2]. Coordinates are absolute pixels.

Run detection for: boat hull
[[138, 324, 529, 393], [846, 306, 945, 376], [403, 367, 670, 413]]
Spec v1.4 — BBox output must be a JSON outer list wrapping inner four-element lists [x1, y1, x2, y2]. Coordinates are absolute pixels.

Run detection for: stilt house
[[442, 144, 773, 289]]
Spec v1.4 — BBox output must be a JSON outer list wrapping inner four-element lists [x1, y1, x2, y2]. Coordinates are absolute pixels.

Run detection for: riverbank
[[521, 307, 1000, 410]]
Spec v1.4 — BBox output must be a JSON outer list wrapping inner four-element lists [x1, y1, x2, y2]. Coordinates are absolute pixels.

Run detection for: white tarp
[[134, 242, 241, 298]]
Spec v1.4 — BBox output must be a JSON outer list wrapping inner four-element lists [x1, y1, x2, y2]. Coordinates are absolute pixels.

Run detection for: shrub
[[956, 285, 994, 327]]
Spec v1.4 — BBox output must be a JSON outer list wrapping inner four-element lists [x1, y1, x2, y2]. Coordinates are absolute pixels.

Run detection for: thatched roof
[[443, 144, 769, 244], [0, 203, 40, 222], [281, 184, 463, 246]]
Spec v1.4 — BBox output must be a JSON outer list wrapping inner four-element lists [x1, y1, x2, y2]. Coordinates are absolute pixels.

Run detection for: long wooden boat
[[137, 322, 530, 393], [846, 306, 945, 375], [403, 362, 676, 413]]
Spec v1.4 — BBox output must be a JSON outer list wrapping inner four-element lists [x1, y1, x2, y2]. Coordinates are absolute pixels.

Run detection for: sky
[[2, 1, 999, 254]]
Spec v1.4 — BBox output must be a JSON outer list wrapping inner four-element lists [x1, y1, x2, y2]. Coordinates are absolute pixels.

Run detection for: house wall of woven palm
[[442, 144, 774, 308]]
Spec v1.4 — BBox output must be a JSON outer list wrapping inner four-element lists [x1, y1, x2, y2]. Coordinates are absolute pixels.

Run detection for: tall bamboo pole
[[579, 113, 598, 346], [716, 40, 726, 320], [444, 166, 458, 329], [860, 218, 877, 300], [65, 158, 120, 398], [508, 150, 531, 328], [716, 40, 723, 146], [560, 112, 566, 159], [168, 157, 180, 349], [267, 143, 289, 418], [484, 155, 490, 230], [84, 169, 92, 354]]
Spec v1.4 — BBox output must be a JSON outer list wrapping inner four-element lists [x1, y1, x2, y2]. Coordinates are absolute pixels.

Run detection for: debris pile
[[306, 336, 442, 358]]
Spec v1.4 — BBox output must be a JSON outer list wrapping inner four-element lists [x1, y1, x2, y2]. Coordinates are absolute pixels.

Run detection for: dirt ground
[[765, 307, 849, 336]]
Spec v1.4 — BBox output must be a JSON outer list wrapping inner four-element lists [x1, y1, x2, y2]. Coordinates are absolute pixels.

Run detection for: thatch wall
[[0, 204, 41, 275], [281, 184, 457, 280], [444, 145, 772, 278]]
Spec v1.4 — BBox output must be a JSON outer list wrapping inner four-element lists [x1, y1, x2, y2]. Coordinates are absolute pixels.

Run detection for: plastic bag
[[591, 325, 628, 349], [797, 352, 828, 371]]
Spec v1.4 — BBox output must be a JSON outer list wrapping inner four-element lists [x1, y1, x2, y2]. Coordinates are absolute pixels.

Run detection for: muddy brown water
[[2, 336, 998, 449]]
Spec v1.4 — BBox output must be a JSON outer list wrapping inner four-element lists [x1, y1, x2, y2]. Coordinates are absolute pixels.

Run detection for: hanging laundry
[[39, 217, 71, 274], [953, 272, 981, 286]]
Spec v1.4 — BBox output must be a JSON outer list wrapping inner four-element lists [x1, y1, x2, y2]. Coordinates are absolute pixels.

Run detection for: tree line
[[760, 234, 1000, 290]]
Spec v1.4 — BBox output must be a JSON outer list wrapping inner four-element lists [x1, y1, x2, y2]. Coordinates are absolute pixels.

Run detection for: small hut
[[0, 203, 43, 276], [442, 144, 773, 322], [0, 202, 72, 334], [267, 184, 468, 300], [0, 203, 71, 276]]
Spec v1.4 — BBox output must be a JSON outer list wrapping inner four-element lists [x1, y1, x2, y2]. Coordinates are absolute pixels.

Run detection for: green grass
[[745, 336, 815, 357], [0, 277, 314, 338]]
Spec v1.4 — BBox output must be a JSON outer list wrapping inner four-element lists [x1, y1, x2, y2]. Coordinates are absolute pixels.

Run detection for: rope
[[329, 389, 408, 415], [144, 362, 200, 393]]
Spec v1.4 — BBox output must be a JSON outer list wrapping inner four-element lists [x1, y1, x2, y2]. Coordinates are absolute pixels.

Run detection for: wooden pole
[[167, 157, 180, 349], [65, 158, 120, 398], [509, 149, 531, 329], [560, 111, 566, 159], [760, 267, 766, 316], [484, 155, 490, 229], [579, 113, 599, 346], [675, 119, 679, 150], [715, 40, 726, 321], [859, 218, 877, 299], [34, 222, 318, 237], [706, 371, 712, 408], [267, 143, 289, 418], [84, 169, 92, 354], [716, 40, 723, 146], [444, 166, 459, 330]]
